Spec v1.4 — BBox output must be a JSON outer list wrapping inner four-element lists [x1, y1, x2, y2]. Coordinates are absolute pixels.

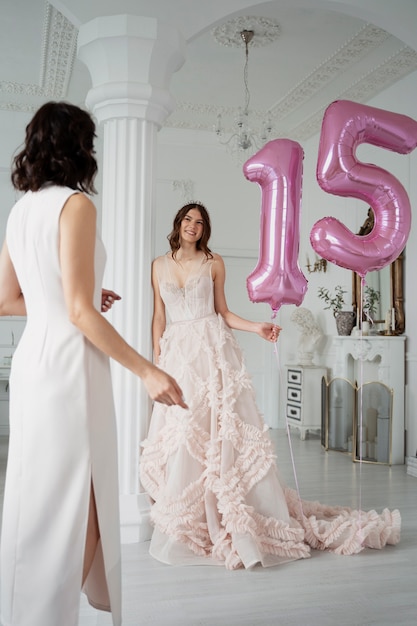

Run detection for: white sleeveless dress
[[1, 186, 121, 626], [140, 254, 400, 570]]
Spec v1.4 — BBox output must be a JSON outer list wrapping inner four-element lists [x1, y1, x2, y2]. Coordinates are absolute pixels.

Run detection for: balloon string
[[271, 311, 304, 522], [357, 277, 367, 539]]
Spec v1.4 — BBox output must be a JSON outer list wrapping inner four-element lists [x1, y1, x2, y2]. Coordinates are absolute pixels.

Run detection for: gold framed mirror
[[352, 209, 405, 335]]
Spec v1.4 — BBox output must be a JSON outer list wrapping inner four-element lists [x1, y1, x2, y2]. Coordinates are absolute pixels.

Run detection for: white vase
[[362, 321, 370, 335]]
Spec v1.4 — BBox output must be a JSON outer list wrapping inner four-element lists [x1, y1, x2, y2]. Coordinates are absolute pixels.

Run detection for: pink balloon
[[243, 139, 308, 312], [311, 99, 417, 277]]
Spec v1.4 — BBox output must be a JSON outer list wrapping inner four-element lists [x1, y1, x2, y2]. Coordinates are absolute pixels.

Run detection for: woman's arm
[[59, 193, 186, 407], [151, 259, 166, 364], [0, 241, 27, 316], [212, 253, 280, 343]]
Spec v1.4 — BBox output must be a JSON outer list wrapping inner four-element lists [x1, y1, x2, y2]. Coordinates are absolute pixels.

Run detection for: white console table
[[331, 336, 405, 464]]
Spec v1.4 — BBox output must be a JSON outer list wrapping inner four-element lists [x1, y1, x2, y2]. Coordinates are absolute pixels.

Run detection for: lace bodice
[[155, 253, 215, 323]]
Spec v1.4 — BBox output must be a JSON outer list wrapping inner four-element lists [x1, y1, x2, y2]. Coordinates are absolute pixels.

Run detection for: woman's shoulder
[[41, 184, 80, 196], [208, 252, 225, 279], [153, 253, 170, 265], [38, 186, 93, 213], [61, 190, 95, 216], [152, 253, 171, 275], [210, 252, 224, 265]]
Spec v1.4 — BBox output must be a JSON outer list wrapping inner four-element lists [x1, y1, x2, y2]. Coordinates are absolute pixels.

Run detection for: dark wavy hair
[[11, 101, 98, 194], [168, 202, 213, 260]]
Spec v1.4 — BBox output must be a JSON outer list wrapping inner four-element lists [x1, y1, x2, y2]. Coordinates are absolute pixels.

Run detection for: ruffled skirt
[[140, 314, 400, 570]]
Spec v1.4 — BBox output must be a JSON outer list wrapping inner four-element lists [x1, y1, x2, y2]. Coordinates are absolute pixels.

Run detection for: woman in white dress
[[140, 202, 400, 571], [0, 101, 186, 626]]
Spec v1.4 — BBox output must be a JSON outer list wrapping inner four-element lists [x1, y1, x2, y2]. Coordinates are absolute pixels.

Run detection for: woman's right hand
[[143, 365, 188, 408]]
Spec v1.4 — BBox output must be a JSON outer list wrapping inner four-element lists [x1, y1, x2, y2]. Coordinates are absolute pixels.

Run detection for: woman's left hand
[[101, 288, 122, 313], [259, 322, 281, 343]]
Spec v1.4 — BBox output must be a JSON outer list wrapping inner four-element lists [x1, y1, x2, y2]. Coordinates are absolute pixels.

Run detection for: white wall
[[0, 111, 32, 241]]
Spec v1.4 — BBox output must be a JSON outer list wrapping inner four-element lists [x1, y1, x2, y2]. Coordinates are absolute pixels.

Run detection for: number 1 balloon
[[311, 99, 417, 277], [243, 139, 308, 313]]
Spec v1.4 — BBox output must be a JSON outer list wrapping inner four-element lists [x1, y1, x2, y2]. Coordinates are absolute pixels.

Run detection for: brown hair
[[168, 202, 213, 259], [11, 101, 98, 194]]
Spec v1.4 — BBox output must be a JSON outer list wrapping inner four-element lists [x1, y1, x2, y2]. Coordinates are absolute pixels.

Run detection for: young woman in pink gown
[[140, 202, 401, 571]]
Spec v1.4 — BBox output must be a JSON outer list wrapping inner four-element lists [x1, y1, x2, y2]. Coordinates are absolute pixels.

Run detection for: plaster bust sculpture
[[290, 307, 323, 366]]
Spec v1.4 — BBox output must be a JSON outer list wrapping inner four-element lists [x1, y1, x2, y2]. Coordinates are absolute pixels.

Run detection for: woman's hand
[[142, 365, 188, 408], [258, 322, 282, 343], [101, 289, 121, 313]]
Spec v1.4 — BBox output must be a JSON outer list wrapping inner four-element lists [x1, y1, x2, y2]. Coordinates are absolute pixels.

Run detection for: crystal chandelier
[[214, 29, 273, 163]]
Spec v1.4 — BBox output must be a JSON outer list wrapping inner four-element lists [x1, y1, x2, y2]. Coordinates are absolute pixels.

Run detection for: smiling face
[[180, 208, 204, 245], [168, 202, 212, 259]]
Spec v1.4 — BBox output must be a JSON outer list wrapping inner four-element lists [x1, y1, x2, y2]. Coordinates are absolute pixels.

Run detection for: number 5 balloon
[[243, 138, 308, 313], [311, 99, 417, 277]]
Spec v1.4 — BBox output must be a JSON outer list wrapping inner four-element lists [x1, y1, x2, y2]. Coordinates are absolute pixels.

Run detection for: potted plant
[[318, 285, 356, 335]]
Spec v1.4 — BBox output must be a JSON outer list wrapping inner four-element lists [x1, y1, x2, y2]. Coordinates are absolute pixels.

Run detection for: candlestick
[[385, 310, 391, 334]]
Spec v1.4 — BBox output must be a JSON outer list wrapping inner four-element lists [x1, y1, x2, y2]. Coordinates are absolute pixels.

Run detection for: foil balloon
[[243, 138, 308, 313], [311, 99, 417, 277]]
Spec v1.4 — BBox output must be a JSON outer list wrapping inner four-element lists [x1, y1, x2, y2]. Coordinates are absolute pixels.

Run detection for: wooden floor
[[1, 430, 416, 625]]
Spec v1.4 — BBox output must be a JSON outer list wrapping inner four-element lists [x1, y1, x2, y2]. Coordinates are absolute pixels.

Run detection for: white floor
[[83, 429, 417, 626], [1, 430, 416, 626]]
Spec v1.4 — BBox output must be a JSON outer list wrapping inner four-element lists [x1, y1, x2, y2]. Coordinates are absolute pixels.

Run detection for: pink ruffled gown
[[140, 254, 400, 570]]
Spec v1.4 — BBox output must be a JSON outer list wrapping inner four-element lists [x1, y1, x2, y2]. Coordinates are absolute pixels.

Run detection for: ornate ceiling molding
[[165, 23, 417, 141], [0, 2, 77, 112], [286, 46, 417, 140], [212, 16, 281, 48], [40, 2, 78, 98], [342, 46, 417, 101], [269, 24, 390, 121]]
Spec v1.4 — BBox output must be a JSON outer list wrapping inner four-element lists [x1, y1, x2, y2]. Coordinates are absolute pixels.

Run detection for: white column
[[77, 15, 185, 542]]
